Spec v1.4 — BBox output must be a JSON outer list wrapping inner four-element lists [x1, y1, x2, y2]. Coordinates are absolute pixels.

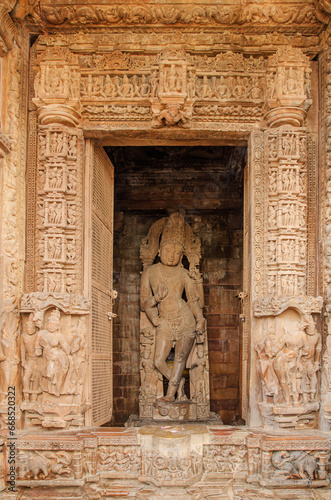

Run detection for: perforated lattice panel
[[91, 144, 114, 426], [92, 213, 113, 295], [92, 358, 112, 425], [92, 287, 112, 352], [93, 146, 114, 230]]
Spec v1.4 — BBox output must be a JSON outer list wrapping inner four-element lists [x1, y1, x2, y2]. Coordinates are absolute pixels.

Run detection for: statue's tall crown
[[160, 212, 185, 248]]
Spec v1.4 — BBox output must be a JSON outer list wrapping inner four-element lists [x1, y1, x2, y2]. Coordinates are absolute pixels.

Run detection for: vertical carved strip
[[34, 125, 83, 294], [0, 32, 29, 428], [26, 111, 38, 292], [241, 165, 250, 421], [307, 134, 317, 297], [248, 130, 265, 425], [250, 131, 265, 299], [265, 128, 308, 297], [320, 45, 331, 430]]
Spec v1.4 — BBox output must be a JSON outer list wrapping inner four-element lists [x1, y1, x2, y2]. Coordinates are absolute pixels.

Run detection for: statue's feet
[[158, 395, 175, 403], [176, 378, 188, 402]]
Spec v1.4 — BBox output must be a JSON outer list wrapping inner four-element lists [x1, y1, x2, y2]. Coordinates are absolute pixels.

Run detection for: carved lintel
[[0, 6, 17, 56], [20, 292, 90, 315], [0, 129, 10, 158], [254, 296, 323, 316], [35, 4, 323, 30]]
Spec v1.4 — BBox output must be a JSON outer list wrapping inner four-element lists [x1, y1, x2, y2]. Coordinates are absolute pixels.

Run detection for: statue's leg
[[154, 325, 173, 381], [166, 334, 195, 400]]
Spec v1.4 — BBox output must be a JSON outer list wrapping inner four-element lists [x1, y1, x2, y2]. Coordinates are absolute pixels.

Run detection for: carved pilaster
[[20, 45, 89, 429], [320, 44, 331, 430], [250, 47, 321, 430], [0, 30, 29, 430]]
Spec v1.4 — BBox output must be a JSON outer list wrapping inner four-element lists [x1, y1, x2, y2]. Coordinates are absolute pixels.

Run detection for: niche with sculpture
[[20, 298, 89, 428], [139, 212, 210, 420], [254, 298, 322, 429]]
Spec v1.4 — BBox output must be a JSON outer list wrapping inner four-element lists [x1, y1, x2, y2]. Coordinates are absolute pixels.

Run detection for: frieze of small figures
[[83, 104, 151, 121], [203, 444, 248, 475], [141, 449, 202, 487], [97, 445, 141, 474], [39, 130, 78, 159]]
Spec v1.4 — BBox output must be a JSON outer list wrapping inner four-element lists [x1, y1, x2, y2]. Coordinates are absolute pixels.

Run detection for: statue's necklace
[[158, 264, 183, 282]]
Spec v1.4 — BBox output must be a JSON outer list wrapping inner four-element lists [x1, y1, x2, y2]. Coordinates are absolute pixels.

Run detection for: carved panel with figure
[[139, 212, 210, 421], [20, 301, 89, 429], [254, 299, 322, 429]]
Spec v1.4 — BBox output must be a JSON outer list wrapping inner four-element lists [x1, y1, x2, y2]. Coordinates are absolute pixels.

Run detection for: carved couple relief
[[21, 306, 88, 427], [254, 298, 322, 429]]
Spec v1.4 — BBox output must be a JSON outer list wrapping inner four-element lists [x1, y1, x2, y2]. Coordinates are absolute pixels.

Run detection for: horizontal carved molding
[[254, 295, 323, 316], [20, 292, 90, 314], [33, 3, 324, 32]]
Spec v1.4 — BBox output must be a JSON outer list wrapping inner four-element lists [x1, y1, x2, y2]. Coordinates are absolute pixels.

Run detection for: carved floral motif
[[38, 4, 321, 28]]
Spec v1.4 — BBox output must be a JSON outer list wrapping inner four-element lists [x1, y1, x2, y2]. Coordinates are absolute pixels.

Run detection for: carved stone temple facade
[[2, 0, 331, 498]]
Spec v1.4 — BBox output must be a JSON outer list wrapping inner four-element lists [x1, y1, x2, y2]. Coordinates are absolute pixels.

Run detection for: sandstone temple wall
[[1, 0, 331, 498]]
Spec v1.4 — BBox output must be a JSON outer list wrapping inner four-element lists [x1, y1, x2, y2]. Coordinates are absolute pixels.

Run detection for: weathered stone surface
[[0, 0, 331, 497]]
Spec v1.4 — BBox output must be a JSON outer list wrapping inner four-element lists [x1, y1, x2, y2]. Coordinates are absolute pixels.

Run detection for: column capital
[[265, 46, 312, 127]]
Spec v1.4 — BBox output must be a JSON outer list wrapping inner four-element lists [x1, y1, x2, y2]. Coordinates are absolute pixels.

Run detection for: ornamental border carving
[[35, 3, 323, 31]]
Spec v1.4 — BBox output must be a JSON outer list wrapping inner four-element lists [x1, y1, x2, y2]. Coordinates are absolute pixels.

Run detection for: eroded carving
[[255, 309, 322, 429], [21, 308, 89, 428]]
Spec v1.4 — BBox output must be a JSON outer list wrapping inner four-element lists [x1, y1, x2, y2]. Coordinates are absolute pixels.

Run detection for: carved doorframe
[[94, 128, 255, 425], [19, 41, 322, 431]]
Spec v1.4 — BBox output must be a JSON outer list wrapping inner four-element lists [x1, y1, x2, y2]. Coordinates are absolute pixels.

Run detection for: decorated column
[[20, 47, 90, 429], [250, 47, 322, 429]]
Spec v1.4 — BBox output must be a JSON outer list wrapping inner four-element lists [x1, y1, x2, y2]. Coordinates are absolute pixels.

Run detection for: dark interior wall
[[107, 146, 245, 425]]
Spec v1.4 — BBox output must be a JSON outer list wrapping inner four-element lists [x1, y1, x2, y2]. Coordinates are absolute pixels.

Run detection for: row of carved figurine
[[268, 238, 306, 263], [79, 73, 265, 100], [268, 134, 307, 159], [269, 169, 306, 193], [39, 133, 78, 157], [38, 235, 76, 263], [37, 200, 76, 227], [267, 274, 306, 296], [0, 444, 325, 484], [268, 203, 306, 228], [37, 167, 77, 193], [36, 272, 77, 294]]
